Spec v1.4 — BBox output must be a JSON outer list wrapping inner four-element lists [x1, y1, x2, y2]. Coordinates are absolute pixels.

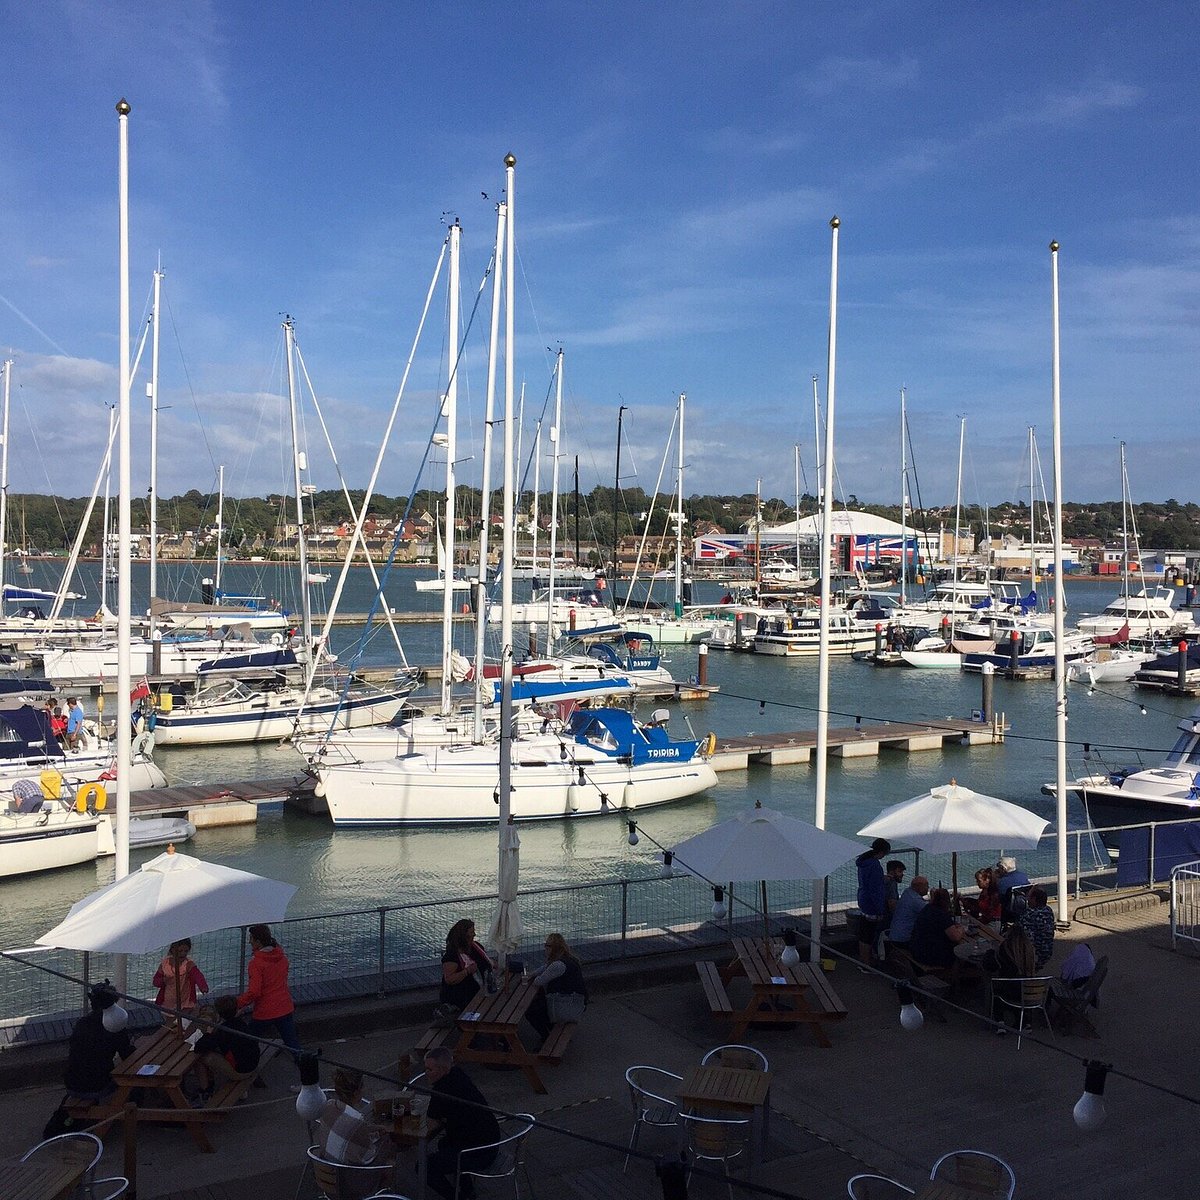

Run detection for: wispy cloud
[[802, 55, 919, 97]]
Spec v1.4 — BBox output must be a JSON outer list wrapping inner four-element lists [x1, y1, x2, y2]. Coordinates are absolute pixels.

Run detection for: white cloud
[[803, 55, 919, 97]]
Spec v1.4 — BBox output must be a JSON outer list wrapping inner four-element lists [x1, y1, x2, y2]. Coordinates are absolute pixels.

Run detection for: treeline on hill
[[10, 489, 1200, 553]]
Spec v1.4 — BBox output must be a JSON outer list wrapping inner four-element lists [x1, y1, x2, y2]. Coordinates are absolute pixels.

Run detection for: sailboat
[[314, 159, 716, 825], [152, 319, 417, 746], [413, 504, 471, 593]]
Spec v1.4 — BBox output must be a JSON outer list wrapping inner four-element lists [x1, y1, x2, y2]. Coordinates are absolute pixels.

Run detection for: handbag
[[545, 992, 586, 1023]]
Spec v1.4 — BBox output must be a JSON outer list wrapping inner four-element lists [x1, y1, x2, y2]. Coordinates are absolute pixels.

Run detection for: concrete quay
[[0, 889, 1194, 1199]]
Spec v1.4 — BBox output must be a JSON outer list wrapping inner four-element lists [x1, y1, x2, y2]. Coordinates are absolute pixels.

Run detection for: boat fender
[[313, 779, 326, 798], [75, 782, 107, 814], [702, 732, 717, 758], [566, 783, 583, 813], [622, 781, 638, 810], [133, 730, 155, 757]]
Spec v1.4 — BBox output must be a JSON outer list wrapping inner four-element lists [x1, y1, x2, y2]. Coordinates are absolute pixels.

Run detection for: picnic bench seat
[[415, 1023, 457, 1055], [696, 961, 734, 1017], [537, 1021, 577, 1063], [793, 964, 847, 1017]]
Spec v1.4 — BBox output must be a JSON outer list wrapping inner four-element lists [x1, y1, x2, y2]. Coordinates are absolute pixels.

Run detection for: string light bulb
[[102, 1002, 129, 1033], [661, 850, 674, 877], [626, 820, 639, 847], [1073, 1060, 1110, 1131], [896, 983, 924, 1032], [780, 928, 800, 967], [295, 1052, 325, 1121], [711, 886, 727, 921]]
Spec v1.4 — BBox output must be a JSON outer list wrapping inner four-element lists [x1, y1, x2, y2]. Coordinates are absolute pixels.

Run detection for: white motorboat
[[0, 803, 107, 878], [1076, 585, 1196, 640], [753, 608, 878, 657], [900, 635, 963, 669]]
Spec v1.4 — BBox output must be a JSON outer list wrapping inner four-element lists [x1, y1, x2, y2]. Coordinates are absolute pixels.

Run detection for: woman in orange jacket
[[237, 924, 302, 1061]]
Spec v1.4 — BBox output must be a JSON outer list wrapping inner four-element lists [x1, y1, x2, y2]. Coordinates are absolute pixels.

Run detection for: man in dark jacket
[[855, 838, 891, 967], [422, 1048, 500, 1200], [64, 981, 134, 1101]]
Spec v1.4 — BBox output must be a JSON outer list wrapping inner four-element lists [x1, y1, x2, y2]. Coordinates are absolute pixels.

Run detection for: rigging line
[[513, 241, 558, 384], [162, 288, 218, 476], [621, 404, 679, 614]]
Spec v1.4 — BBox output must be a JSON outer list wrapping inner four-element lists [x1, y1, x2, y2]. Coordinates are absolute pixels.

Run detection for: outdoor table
[[912, 1180, 991, 1200], [677, 1064, 773, 1162], [454, 977, 547, 1093], [375, 1100, 442, 1200], [720, 937, 847, 1045], [110, 1025, 217, 1152], [0, 1143, 92, 1200]]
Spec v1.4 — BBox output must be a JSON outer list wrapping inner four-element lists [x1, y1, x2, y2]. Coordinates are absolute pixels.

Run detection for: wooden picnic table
[[454, 978, 547, 1093], [678, 1064, 773, 1160], [718, 937, 848, 1046], [913, 1180, 991, 1200], [0, 1142, 92, 1200]]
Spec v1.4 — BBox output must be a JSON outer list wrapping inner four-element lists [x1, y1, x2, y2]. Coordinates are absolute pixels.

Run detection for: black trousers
[[426, 1142, 497, 1199]]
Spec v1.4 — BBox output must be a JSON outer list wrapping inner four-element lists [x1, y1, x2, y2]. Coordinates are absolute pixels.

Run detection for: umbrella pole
[[760, 880, 769, 945], [951, 852, 959, 911]]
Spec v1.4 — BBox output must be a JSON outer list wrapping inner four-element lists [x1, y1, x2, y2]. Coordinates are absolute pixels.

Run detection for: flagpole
[[812, 215, 839, 962]]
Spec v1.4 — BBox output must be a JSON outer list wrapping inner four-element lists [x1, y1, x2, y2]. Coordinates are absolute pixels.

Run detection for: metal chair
[[21, 1130, 128, 1200], [678, 1111, 751, 1200], [991, 976, 1055, 1048], [624, 1066, 682, 1173], [306, 1145, 394, 1200], [846, 1175, 915, 1198], [454, 1113, 534, 1200], [700, 1044, 769, 1072], [1048, 955, 1108, 1036], [930, 1150, 1016, 1198]]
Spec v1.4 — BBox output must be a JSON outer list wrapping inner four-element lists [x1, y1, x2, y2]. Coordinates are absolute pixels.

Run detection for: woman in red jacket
[[237, 924, 302, 1060]]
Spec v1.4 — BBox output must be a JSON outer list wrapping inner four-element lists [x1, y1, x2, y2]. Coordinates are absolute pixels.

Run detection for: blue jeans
[[248, 1012, 302, 1063]]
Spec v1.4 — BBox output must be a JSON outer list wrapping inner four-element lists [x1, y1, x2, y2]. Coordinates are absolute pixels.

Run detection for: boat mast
[[812, 215, 840, 962], [284, 319, 313, 651], [530, 419, 541, 572], [148, 263, 162, 630], [674, 393, 685, 618], [612, 405, 627, 609], [573, 456, 580, 569], [545, 349, 564, 637], [754, 479, 762, 594], [1119, 441, 1130, 624], [214, 465, 225, 595], [472, 198, 507, 740], [899, 387, 907, 607], [0, 359, 11, 595], [101, 407, 115, 613], [793, 443, 801, 579], [1049, 240, 1069, 926], [1028, 426, 1037, 588], [440, 220, 461, 716], [952, 416, 965, 621]]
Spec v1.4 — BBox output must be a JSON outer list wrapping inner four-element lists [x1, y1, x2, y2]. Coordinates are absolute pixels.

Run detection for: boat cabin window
[[1164, 732, 1200, 767], [579, 722, 619, 752]]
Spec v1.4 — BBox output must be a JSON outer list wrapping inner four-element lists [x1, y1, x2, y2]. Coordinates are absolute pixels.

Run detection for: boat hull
[[0, 813, 102, 878]]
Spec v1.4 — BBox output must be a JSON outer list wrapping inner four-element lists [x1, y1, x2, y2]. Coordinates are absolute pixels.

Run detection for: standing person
[[1018, 886, 1056, 970], [438, 920, 494, 1014], [525, 932, 588, 1042], [237, 923, 302, 1062], [50, 704, 68, 746], [422, 1048, 500, 1200], [883, 859, 906, 923], [65, 697, 85, 750], [153, 938, 209, 1021], [854, 838, 891, 967], [887, 874, 929, 951]]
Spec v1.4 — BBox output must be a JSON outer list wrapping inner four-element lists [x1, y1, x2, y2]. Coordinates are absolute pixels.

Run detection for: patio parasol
[[487, 818, 524, 959], [857, 778, 1048, 895], [661, 801, 865, 941], [37, 845, 296, 957]]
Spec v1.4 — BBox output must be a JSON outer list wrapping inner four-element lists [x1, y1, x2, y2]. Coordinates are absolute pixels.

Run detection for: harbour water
[[1, 564, 1190, 973]]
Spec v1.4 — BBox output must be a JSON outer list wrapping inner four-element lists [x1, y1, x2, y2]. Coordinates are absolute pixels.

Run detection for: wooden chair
[[21, 1130, 129, 1200], [1048, 955, 1108, 1036], [991, 976, 1054, 1048], [306, 1145, 393, 1200], [846, 1174, 915, 1198], [624, 1066, 682, 1173], [930, 1149, 1016, 1198]]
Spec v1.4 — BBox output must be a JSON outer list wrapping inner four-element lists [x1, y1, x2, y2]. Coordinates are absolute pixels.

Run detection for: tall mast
[[214, 466, 225, 594], [754, 479, 762, 593], [812, 215, 840, 962], [546, 350, 564, 635], [0, 359, 11, 594], [573, 456, 580, 568], [148, 263, 162, 626], [1029, 426, 1037, 585], [899, 388, 907, 606], [952, 416, 965, 618], [612, 405, 627, 609], [1120, 441, 1130, 623], [811, 374, 821, 503], [284, 319, 313, 651], [496, 152, 517, 971], [101, 408, 115, 613], [794, 443, 801, 579], [439, 220, 461, 716], [1050, 240, 1069, 926], [530, 420, 542, 570], [674, 393, 685, 617], [472, 199, 507, 740]]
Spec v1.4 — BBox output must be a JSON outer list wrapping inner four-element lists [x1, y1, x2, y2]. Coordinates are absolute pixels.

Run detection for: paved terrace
[[0, 890, 1194, 1200]]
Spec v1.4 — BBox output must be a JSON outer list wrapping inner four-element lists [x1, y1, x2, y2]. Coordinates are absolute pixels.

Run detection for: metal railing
[[0, 814, 1176, 1038], [1171, 861, 1200, 951]]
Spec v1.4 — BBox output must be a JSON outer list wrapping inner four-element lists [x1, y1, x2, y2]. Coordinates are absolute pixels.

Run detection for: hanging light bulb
[[626, 820, 639, 846], [102, 1002, 129, 1033], [711, 886, 727, 921], [295, 1052, 325, 1122], [1139, 705, 1147, 716], [1073, 1060, 1110, 1132], [780, 928, 800, 967], [896, 983, 924, 1032], [661, 850, 674, 878]]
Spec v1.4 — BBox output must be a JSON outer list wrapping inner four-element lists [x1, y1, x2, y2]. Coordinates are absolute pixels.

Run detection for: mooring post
[[981, 661, 994, 722], [697, 641, 708, 686]]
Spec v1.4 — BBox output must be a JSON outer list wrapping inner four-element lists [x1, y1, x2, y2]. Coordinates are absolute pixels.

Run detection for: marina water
[[1, 563, 1189, 1017]]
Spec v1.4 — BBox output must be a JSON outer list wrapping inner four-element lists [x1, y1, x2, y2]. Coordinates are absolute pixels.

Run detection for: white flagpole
[[1050, 240, 1069, 926], [812, 215, 840, 962]]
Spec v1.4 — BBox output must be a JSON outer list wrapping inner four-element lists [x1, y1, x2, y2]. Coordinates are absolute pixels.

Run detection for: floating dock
[[130, 773, 313, 827]]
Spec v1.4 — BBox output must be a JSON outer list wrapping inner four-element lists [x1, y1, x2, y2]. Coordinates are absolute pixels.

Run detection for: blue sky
[[0, 1, 1196, 511]]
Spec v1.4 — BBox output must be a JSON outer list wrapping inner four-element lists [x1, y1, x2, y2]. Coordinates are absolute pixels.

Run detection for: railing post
[[620, 881, 628, 957], [378, 909, 387, 996], [1150, 822, 1157, 885], [1171, 869, 1178, 949], [238, 927, 249, 993], [82, 950, 91, 1010]]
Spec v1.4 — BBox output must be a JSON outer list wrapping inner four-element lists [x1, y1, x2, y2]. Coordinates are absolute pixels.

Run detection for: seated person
[[960, 867, 1002, 925], [423, 1048, 500, 1200], [192, 995, 261, 1101], [887, 874, 929, 950], [63, 981, 135, 1103], [989, 925, 1037, 1033], [995, 856, 1032, 897], [525, 932, 588, 1041], [317, 1067, 394, 1197], [1018, 886, 1056, 970], [908, 887, 965, 971], [439, 919, 494, 1013]]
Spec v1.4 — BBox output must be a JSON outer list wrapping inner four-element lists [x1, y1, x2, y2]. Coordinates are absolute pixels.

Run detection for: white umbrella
[[37, 845, 297, 957], [487, 819, 523, 960], [857, 778, 1048, 893], [664, 803, 865, 940]]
